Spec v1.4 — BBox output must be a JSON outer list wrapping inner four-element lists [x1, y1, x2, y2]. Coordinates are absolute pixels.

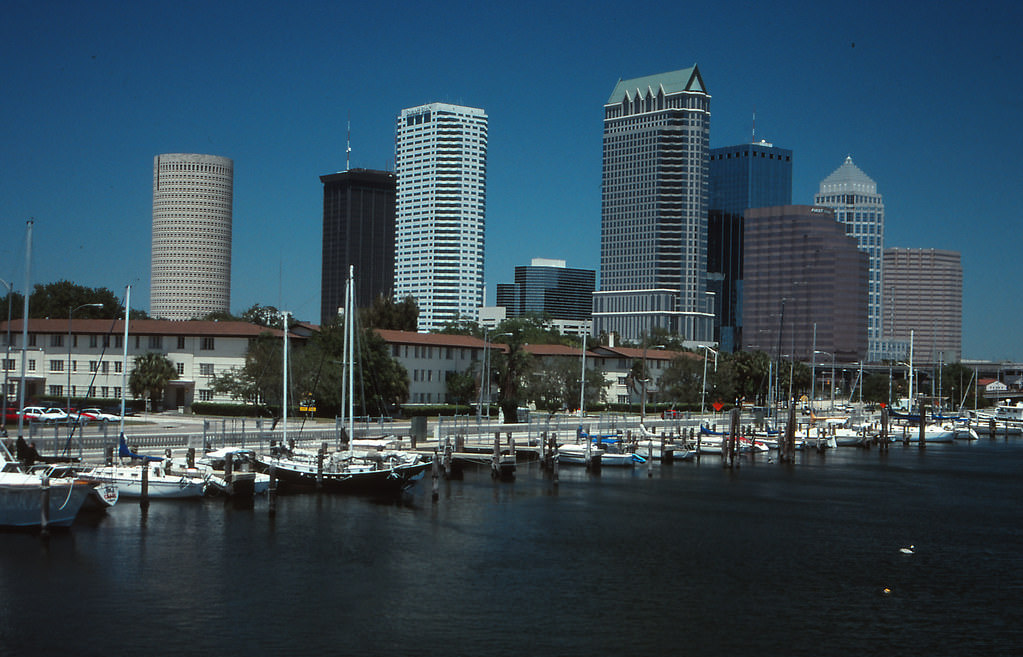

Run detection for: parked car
[[79, 408, 120, 424], [20, 407, 72, 424]]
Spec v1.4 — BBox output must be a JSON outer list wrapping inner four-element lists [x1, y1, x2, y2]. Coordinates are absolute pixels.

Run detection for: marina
[[2, 433, 1020, 656]]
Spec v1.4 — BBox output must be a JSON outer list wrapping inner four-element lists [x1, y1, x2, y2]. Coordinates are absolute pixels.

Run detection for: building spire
[[346, 113, 352, 171]]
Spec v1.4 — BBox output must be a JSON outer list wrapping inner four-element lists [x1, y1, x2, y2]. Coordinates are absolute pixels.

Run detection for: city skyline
[[2, 1, 1021, 360]]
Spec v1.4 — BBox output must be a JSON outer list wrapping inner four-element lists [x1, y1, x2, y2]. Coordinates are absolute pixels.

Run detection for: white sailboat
[[1, 443, 93, 528], [78, 286, 206, 499], [0, 221, 93, 528]]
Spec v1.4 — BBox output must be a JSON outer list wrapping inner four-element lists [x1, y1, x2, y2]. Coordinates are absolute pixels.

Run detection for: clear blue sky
[[2, 0, 1021, 360]]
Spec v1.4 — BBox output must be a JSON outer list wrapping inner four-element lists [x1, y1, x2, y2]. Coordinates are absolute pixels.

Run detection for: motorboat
[[890, 424, 956, 443], [195, 447, 269, 497]]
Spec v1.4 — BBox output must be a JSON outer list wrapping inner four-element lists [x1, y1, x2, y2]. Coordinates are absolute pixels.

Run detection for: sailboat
[[0, 221, 94, 528], [77, 286, 206, 499], [1, 440, 94, 528], [256, 267, 429, 493]]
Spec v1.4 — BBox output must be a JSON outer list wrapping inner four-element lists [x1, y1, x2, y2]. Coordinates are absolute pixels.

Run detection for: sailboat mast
[[347, 265, 355, 442], [16, 220, 32, 440], [119, 285, 130, 436], [339, 270, 349, 435], [282, 311, 289, 445]]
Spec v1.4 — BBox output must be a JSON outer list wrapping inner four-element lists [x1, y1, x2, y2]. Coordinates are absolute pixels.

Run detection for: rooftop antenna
[[346, 113, 352, 171], [752, 108, 756, 143]]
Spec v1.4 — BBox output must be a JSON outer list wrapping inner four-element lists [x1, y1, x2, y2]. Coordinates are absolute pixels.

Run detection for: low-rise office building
[[1, 319, 296, 411]]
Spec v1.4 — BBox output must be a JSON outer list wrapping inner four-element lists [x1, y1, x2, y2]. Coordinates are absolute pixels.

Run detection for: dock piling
[[268, 465, 277, 516], [140, 463, 150, 510]]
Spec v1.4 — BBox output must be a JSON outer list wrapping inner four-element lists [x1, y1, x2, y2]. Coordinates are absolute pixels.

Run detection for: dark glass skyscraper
[[743, 205, 867, 362], [496, 258, 595, 321], [320, 169, 396, 325], [708, 140, 792, 351]]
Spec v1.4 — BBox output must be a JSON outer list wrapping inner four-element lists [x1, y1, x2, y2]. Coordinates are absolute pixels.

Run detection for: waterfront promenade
[[7, 408, 749, 463]]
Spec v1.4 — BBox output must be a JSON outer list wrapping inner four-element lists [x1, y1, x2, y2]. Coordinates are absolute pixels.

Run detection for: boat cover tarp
[[118, 434, 163, 462]]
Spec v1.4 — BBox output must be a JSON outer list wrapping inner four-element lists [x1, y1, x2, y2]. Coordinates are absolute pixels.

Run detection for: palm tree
[[129, 352, 177, 411]]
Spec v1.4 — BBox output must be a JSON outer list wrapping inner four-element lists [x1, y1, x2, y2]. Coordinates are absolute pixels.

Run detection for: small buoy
[[899, 545, 915, 555], [882, 587, 891, 595]]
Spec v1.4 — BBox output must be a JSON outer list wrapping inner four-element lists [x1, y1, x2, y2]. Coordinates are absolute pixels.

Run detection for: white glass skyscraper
[[593, 66, 713, 343], [395, 103, 487, 332], [814, 156, 885, 361], [151, 153, 233, 320]]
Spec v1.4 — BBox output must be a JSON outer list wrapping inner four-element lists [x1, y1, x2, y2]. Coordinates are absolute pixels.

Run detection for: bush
[[191, 402, 277, 418], [398, 404, 484, 418]]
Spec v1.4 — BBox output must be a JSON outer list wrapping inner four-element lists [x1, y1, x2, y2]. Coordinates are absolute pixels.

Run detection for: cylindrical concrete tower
[[151, 153, 233, 320]]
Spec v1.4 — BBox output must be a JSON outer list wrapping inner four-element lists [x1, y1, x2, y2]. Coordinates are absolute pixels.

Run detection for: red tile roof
[[1, 319, 298, 339], [375, 329, 489, 349]]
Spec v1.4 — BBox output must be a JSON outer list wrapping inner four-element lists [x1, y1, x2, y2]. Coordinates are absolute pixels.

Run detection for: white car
[[21, 406, 69, 423], [79, 408, 120, 424]]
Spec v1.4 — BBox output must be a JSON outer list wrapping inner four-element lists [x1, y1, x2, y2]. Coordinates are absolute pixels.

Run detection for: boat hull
[[0, 476, 92, 528], [260, 457, 430, 494], [81, 466, 206, 498]]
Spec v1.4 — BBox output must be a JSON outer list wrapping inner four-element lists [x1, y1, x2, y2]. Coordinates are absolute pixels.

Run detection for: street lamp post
[[810, 323, 817, 412], [639, 338, 664, 423], [578, 327, 587, 418], [700, 344, 718, 416], [815, 350, 836, 411], [68, 303, 103, 435], [0, 278, 12, 435]]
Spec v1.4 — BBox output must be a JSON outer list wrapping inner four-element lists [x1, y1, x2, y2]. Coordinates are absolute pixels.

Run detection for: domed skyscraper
[[150, 153, 233, 320]]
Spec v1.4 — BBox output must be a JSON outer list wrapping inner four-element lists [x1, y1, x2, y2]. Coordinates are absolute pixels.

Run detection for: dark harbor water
[[3, 440, 1022, 657]]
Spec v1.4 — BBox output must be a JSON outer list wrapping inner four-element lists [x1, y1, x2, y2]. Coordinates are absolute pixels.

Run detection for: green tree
[[776, 360, 812, 403], [446, 367, 479, 405], [436, 317, 483, 337], [728, 350, 771, 405], [941, 362, 978, 410], [241, 303, 282, 328], [199, 310, 242, 322], [0, 290, 26, 321], [862, 373, 892, 404], [496, 314, 570, 346], [658, 354, 705, 407], [29, 280, 123, 319], [490, 326, 536, 423], [210, 332, 283, 409], [361, 294, 418, 331], [354, 328, 409, 415], [129, 352, 177, 409]]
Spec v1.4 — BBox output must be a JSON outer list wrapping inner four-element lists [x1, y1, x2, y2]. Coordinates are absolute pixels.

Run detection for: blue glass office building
[[496, 258, 595, 321], [708, 140, 792, 351]]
